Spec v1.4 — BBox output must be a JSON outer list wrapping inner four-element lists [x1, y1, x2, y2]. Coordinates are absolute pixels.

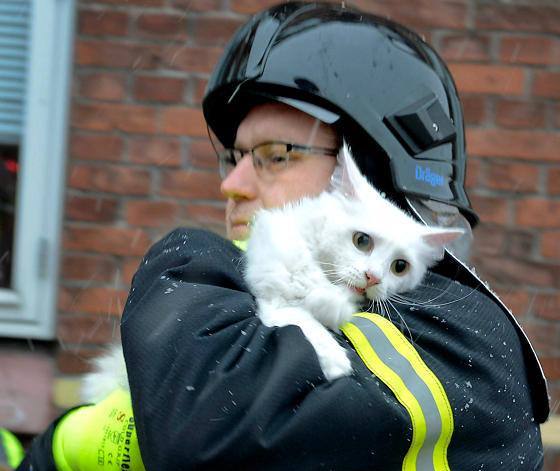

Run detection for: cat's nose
[[365, 271, 380, 287]]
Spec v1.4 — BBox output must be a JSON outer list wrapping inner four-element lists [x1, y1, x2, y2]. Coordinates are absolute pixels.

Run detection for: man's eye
[[269, 154, 289, 165]]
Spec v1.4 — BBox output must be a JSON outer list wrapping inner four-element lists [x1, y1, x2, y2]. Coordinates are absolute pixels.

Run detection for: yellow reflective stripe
[[341, 322, 427, 471], [0, 428, 24, 468], [353, 313, 454, 470]]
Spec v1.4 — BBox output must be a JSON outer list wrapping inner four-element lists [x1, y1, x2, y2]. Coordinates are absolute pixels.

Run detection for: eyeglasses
[[214, 141, 339, 179]]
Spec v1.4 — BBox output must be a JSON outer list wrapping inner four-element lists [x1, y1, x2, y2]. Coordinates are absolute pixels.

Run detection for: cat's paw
[[318, 344, 353, 381], [304, 287, 356, 330]]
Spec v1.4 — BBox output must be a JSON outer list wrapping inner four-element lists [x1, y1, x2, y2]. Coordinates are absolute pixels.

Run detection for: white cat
[[244, 142, 463, 380], [82, 142, 462, 402]]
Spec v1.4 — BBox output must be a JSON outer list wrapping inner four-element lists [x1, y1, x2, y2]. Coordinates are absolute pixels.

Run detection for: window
[[0, 0, 75, 338]]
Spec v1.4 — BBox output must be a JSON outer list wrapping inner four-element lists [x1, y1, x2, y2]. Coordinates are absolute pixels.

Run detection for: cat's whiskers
[[391, 285, 476, 309], [391, 283, 453, 306], [386, 297, 413, 342]]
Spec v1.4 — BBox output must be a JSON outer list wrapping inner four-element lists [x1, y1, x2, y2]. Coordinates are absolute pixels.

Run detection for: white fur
[[81, 343, 128, 402], [245, 142, 463, 380], [82, 142, 463, 398]]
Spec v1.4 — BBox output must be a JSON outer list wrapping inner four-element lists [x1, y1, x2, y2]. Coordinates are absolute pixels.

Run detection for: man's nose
[[220, 154, 257, 200]]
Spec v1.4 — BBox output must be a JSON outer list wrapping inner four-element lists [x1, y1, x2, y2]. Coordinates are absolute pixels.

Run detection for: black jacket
[[121, 228, 546, 470], [18, 228, 547, 470]]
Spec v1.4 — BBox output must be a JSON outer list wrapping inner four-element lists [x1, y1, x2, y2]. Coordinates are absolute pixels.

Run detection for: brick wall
[[48, 0, 560, 462]]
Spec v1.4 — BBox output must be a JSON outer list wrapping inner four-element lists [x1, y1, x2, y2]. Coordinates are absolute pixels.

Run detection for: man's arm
[[120, 228, 412, 470]]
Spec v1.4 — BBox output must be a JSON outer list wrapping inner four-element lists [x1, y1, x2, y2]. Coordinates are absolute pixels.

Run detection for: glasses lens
[[208, 125, 235, 179], [217, 151, 236, 179], [253, 143, 290, 176]]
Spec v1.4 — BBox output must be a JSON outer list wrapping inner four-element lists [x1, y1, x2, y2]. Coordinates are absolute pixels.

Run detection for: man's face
[[220, 102, 339, 240]]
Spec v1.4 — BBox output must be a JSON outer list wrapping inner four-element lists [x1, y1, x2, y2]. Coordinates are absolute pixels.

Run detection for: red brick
[[188, 139, 218, 170], [136, 13, 188, 40], [440, 34, 491, 62], [133, 75, 185, 103], [61, 254, 118, 283], [542, 448, 560, 471], [230, 0, 288, 14], [121, 257, 143, 287], [193, 17, 244, 46], [191, 77, 208, 105], [469, 194, 509, 225], [542, 231, 560, 259], [75, 39, 163, 69], [535, 294, 560, 321], [539, 357, 560, 381], [472, 223, 506, 256], [485, 162, 539, 192], [448, 64, 525, 96], [126, 200, 181, 227], [70, 134, 123, 162], [495, 99, 546, 129], [467, 129, 560, 162], [476, 4, 560, 34], [184, 203, 225, 225], [72, 103, 158, 134], [171, 0, 221, 11], [79, 72, 126, 101], [69, 164, 151, 195], [493, 289, 532, 318], [324, 0, 468, 30], [534, 71, 560, 99], [66, 195, 118, 222], [90, 0, 163, 4], [63, 226, 151, 256], [58, 286, 128, 316], [470, 254, 557, 288], [0, 351, 55, 433], [465, 157, 481, 189], [520, 320, 560, 354], [161, 45, 222, 74], [129, 137, 181, 167], [506, 230, 535, 260], [549, 169, 560, 195], [56, 348, 104, 375], [160, 170, 223, 200], [500, 36, 560, 66], [160, 107, 207, 137], [516, 198, 560, 229], [460, 94, 487, 125], [183, 204, 227, 237], [78, 10, 129, 36], [57, 314, 120, 344]]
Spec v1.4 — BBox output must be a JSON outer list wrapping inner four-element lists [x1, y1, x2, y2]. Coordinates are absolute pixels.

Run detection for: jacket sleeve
[[15, 412, 67, 471], [120, 228, 412, 470]]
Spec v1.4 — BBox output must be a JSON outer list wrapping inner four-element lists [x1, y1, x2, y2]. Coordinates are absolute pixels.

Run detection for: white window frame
[[0, 0, 75, 339]]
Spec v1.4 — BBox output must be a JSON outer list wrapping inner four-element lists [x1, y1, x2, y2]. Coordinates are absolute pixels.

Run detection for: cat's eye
[[352, 231, 373, 252], [391, 259, 410, 276]]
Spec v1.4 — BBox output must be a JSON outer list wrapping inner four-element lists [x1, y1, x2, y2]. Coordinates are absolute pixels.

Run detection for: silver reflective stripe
[[351, 315, 444, 471]]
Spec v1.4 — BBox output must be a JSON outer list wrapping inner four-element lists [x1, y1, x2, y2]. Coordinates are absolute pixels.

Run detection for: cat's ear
[[330, 140, 370, 198], [421, 227, 464, 247]]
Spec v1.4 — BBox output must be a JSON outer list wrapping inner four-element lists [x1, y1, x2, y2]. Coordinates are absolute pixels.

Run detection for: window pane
[[0, 144, 18, 289]]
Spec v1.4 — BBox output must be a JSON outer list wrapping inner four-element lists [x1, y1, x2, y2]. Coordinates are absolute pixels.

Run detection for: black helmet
[[203, 1, 478, 228]]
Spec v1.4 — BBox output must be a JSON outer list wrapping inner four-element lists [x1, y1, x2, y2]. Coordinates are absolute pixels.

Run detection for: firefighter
[[18, 3, 548, 470]]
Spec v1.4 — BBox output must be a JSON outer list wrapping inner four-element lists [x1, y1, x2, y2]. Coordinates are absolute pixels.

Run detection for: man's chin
[[228, 223, 250, 241]]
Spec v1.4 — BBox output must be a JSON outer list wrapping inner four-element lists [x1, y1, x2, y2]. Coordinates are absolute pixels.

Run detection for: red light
[[4, 160, 18, 173]]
